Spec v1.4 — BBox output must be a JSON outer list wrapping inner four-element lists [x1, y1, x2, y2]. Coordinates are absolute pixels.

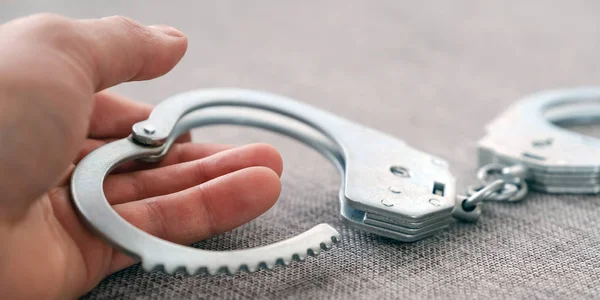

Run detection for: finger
[[2, 14, 187, 92], [75, 140, 233, 172], [105, 140, 225, 174], [76, 139, 118, 163], [87, 91, 151, 139], [76, 135, 192, 165], [77, 16, 188, 91], [104, 143, 283, 205], [87, 91, 193, 142], [55, 163, 76, 187], [109, 166, 281, 272]]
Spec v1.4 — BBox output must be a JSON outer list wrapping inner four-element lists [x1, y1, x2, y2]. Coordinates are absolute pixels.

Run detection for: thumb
[[1, 14, 188, 92], [76, 15, 188, 91], [0, 14, 187, 219]]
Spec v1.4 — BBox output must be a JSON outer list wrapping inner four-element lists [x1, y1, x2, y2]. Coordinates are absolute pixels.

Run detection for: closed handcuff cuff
[[71, 87, 600, 275]]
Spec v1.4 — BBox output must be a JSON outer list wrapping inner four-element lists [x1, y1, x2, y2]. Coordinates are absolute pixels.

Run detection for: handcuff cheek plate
[[132, 89, 458, 241], [71, 88, 458, 275]]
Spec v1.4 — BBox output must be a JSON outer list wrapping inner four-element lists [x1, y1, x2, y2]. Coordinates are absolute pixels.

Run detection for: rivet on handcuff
[[71, 87, 600, 275]]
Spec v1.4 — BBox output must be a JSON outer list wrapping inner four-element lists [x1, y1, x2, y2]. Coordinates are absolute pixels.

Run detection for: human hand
[[0, 14, 283, 299]]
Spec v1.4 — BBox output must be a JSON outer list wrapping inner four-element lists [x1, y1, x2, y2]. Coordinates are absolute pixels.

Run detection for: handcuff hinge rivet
[[143, 125, 156, 135]]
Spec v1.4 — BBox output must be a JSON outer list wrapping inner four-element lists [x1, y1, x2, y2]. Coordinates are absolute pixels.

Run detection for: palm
[[4, 92, 283, 299], [0, 14, 284, 299]]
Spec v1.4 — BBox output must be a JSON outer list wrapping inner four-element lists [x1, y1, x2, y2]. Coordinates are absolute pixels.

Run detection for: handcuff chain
[[453, 163, 529, 222], [466, 163, 529, 205]]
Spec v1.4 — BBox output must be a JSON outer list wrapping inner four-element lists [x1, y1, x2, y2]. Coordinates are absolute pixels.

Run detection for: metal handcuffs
[[71, 87, 600, 275], [478, 87, 600, 193]]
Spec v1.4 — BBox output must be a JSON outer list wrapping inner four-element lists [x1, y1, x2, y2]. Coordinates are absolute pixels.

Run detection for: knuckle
[[196, 184, 219, 237], [25, 13, 74, 35], [28, 12, 70, 25], [16, 13, 82, 47], [109, 15, 150, 37], [143, 200, 170, 240], [110, 15, 141, 28], [191, 159, 209, 184]]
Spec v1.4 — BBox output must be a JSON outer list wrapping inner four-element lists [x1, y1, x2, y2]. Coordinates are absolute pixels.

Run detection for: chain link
[[453, 163, 530, 222], [466, 163, 529, 203]]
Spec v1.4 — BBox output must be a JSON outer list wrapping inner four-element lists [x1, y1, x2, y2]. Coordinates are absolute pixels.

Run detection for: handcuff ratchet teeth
[[71, 87, 600, 275]]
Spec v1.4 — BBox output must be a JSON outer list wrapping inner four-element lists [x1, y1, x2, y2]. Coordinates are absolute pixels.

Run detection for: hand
[[0, 14, 283, 300]]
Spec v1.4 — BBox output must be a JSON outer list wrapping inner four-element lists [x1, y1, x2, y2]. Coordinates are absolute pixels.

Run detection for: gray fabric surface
[[3, 1, 600, 299]]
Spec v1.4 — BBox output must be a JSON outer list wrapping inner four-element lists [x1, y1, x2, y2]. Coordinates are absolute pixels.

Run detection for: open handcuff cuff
[[71, 87, 600, 275]]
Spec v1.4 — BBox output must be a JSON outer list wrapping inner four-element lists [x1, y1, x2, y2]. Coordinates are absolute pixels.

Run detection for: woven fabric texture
[[2, 1, 600, 299]]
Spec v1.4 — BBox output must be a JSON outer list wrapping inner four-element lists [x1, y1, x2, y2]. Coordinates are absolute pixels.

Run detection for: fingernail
[[149, 25, 185, 38]]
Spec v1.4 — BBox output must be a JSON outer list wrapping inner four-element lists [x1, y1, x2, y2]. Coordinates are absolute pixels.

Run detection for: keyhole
[[390, 166, 411, 178]]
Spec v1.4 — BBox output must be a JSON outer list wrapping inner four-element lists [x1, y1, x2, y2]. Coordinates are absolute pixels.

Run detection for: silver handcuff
[[71, 87, 600, 275]]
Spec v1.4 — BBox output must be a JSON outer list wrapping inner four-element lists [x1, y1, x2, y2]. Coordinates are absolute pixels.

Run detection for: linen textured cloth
[[2, 1, 600, 299]]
